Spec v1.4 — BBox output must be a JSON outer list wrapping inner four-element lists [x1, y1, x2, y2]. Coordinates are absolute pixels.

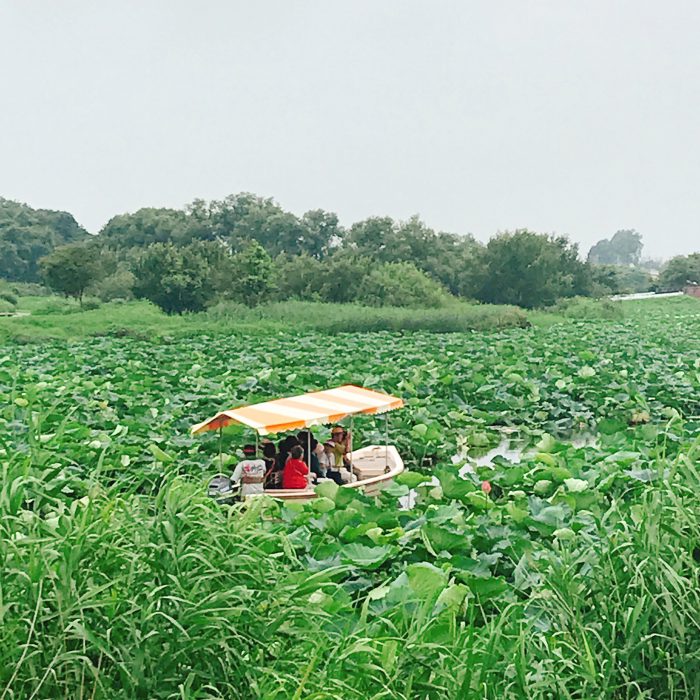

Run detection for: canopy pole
[[349, 416, 354, 477], [384, 413, 389, 471], [307, 431, 312, 484], [255, 431, 259, 455], [218, 426, 223, 465]]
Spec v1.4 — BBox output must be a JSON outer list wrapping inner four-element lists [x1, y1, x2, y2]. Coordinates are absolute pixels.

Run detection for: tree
[[317, 251, 373, 304], [275, 254, 325, 300], [657, 253, 700, 291], [100, 208, 205, 248], [478, 230, 590, 308], [344, 215, 486, 298], [345, 216, 397, 262], [40, 244, 102, 305], [0, 198, 88, 282], [590, 265, 654, 295], [357, 262, 451, 307], [132, 243, 215, 314], [299, 209, 343, 259], [588, 230, 643, 266], [230, 241, 276, 306], [90, 268, 137, 301]]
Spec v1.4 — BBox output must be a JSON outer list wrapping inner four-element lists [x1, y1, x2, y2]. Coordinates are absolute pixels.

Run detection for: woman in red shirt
[[282, 445, 310, 489]]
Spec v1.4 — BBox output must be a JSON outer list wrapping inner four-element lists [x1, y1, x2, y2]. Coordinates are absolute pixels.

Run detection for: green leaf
[[435, 583, 468, 612], [563, 478, 588, 493], [315, 480, 339, 500], [148, 444, 173, 463], [406, 562, 447, 598], [464, 575, 508, 600], [311, 497, 335, 513], [340, 543, 393, 570], [396, 471, 432, 488]]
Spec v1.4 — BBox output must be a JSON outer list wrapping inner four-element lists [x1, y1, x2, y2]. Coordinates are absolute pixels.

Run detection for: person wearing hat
[[329, 426, 356, 483], [231, 444, 267, 498], [330, 426, 351, 466]]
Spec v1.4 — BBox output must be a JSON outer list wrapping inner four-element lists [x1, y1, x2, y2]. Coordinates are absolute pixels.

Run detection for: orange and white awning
[[191, 384, 404, 436]]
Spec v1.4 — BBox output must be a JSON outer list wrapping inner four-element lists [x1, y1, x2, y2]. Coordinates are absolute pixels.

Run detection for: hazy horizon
[[2, 1, 699, 259]]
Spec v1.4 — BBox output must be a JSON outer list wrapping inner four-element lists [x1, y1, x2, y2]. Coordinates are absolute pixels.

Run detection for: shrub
[[478, 230, 591, 308], [132, 242, 216, 314], [356, 262, 452, 308], [39, 298, 77, 315], [550, 296, 624, 320], [9, 282, 51, 296], [91, 269, 136, 301], [0, 291, 18, 307], [81, 297, 102, 311]]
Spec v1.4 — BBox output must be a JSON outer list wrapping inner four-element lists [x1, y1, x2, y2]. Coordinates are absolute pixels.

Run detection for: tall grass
[[0, 298, 529, 342], [2, 428, 699, 698]]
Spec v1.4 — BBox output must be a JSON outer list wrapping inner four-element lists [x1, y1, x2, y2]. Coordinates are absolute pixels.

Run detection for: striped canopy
[[191, 385, 404, 436]]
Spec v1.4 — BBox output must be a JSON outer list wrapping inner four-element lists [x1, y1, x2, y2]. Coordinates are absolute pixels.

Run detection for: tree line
[[1, 195, 698, 312]]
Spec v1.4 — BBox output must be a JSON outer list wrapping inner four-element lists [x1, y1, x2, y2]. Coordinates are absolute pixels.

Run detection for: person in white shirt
[[231, 444, 267, 497], [319, 440, 336, 479]]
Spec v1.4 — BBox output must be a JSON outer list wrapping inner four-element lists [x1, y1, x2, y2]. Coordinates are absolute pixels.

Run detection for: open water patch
[[399, 433, 598, 509]]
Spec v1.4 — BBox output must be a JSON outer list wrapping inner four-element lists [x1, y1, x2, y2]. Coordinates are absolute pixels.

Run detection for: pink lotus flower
[[481, 480, 492, 495]]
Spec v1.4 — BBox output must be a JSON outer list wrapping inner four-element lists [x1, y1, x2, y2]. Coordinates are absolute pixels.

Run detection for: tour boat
[[191, 384, 405, 501]]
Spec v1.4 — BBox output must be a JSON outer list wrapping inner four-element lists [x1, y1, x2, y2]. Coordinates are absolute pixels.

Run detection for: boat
[[192, 384, 405, 502]]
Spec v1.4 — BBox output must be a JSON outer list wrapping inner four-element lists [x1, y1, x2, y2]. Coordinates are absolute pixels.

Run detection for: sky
[[1, 1, 699, 259]]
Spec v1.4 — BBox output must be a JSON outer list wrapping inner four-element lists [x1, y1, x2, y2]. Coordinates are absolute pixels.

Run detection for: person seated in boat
[[329, 427, 357, 484], [297, 430, 321, 480], [275, 435, 297, 472], [330, 426, 351, 467], [262, 441, 281, 489], [320, 440, 343, 484], [282, 445, 310, 489], [231, 444, 267, 497]]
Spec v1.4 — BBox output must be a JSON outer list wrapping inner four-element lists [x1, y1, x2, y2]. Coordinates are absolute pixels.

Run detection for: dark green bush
[[0, 291, 18, 306]]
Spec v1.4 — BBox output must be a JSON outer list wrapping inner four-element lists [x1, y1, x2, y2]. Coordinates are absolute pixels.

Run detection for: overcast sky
[[1, 1, 699, 258]]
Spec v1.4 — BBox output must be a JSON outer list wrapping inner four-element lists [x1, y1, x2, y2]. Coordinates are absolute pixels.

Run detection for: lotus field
[[1, 298, 699, 699]]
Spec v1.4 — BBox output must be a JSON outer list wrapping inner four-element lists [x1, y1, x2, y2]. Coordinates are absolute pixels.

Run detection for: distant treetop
[[0, 197, 88, 282]]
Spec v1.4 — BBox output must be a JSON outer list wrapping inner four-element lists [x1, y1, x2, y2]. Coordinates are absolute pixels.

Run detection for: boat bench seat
[[352, 455, 389, 482]]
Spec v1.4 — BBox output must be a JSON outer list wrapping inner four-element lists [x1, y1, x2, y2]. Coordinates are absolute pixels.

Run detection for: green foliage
[[347, 215, 485, 297], [1, 301, 699, 697], [317, 251, 373, 303], [275, 254, 325, 301], [0, 197, 88, 282], [132, 242, 216, 314], [549, 296, 624, 320], [211, 299, 528, 333], [658, 252, 700, 290], [229, 240, 276, 306], [588, 229, 643, 265], [89, 268, 136, 301], [40, 243, 102, 305], [357, 261, 450, 307], [0, 290, 18, 307], [590, 264, 654, 295], [81, 297, 102, 311], [479, 230, 590, 308], [5, 281, 51, 296], [100, 207, 206, 247]]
